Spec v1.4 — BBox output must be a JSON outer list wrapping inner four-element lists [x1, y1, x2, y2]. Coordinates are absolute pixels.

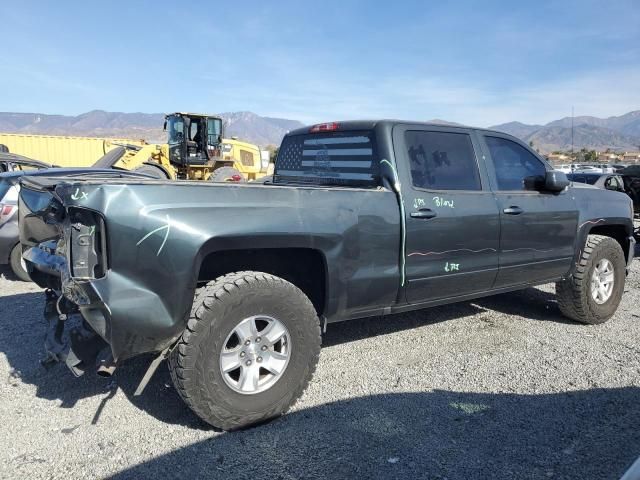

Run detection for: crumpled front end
[[20, 239, 111, 376], [19, 181, 182, 377]]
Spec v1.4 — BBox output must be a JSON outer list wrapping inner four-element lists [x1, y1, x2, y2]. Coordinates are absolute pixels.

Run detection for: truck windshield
[[274, 130, 379, 187], [166, 116, 185, 145]]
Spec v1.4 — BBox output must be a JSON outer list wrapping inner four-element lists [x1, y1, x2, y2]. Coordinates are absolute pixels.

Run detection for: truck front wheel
[[168, 271, 321, 430], [556, 235, 626, 324]]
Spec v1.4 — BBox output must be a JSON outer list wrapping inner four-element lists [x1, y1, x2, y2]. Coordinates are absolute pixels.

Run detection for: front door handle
[[503, 206, 524, 215], [410, 208, 437, 219]]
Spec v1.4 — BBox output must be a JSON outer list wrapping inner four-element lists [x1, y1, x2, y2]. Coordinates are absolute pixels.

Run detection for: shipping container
[[0, 133, 147, 167]]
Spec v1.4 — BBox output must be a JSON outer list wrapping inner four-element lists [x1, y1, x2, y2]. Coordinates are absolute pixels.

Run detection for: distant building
[[547, 153, 570, 164], [621, 151, 640, 163], [597, 152, 622, 163]]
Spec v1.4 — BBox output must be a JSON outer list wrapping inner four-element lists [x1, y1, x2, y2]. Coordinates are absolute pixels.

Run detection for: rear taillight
[[310, 122, 340, 133], [0, 204, 17, 225], [231, 174, 242, 182], [68, 208, 107, 279]]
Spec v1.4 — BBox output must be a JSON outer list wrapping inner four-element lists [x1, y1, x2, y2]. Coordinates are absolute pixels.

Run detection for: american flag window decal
[[274, 131, 379, 186]]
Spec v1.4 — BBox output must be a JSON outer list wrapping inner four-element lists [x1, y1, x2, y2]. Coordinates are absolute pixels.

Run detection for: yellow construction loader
[[0, 112, 269, 181], [95, 112, 268, 181]]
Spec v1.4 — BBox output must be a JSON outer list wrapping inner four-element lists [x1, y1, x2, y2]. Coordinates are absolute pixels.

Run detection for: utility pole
[[571, 106, 574, 157]]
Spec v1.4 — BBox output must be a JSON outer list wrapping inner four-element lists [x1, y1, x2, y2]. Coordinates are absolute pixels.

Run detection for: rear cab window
[[404, 130, 482, 191], [274, 130, 379, 187]]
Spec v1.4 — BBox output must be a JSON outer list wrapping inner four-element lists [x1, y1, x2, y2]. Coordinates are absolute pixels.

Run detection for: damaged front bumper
[[41, 289, 112, 377], [40, 284, 167, 395], [18, 179, 189, 390], [25, 242, 116, 377], [25, 240, 181, 381]]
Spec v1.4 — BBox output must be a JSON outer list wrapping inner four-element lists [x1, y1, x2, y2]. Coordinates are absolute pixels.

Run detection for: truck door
[[392, 125, 500, 304], [479, 133, 579, 287]]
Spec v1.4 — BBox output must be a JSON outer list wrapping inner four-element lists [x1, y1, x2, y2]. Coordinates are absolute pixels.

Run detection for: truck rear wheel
[[209, 166, 245, 182], [10, 244, 30, 282], [168, 271, 321, 430], [556, 235, 626, 324]]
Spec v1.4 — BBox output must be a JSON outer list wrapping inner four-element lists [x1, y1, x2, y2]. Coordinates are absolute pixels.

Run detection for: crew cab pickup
[[19, 121, 636, 430]]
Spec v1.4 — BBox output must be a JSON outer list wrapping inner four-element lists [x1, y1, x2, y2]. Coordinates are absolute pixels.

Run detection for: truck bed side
[[19, 179, 401, 360]]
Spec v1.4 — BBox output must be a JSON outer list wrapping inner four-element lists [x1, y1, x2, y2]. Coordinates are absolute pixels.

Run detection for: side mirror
[[544, 170, 569, 192]]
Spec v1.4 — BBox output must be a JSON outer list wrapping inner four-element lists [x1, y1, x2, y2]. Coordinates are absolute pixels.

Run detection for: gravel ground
[[1, 251, 639, 480]]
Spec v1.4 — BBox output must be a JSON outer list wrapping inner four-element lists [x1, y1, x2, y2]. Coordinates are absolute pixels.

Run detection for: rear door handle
[[410, 208, 437, 219], [503, 206, 524, 215]]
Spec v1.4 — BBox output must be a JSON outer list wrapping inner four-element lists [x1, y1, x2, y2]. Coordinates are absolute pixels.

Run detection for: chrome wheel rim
[[219, 315, 291, 395], [591, 258, 614, 305]]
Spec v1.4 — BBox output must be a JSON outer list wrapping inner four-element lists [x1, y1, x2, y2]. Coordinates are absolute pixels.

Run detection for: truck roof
[[168, 112, 223, 119], [285, 120, 508, 137]]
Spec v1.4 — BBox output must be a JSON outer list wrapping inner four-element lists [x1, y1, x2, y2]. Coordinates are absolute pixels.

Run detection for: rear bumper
[[24, 244, 182, 363]]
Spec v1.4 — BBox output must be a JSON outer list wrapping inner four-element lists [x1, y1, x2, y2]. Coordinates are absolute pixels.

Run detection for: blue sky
[[1, 0, 638, 126]]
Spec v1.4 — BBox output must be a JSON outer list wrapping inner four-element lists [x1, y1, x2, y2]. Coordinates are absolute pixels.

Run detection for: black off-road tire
[[9, 244, 31, 282], [209, 166, 246, 182], [168, 271, 321, 430], [0, 144, 9, 153], [134, 163, 169, 179], [556, 235, 626, 324]]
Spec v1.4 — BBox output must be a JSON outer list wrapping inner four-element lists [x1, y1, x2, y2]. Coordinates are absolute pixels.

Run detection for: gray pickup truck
[[19, 121, 636, 429]]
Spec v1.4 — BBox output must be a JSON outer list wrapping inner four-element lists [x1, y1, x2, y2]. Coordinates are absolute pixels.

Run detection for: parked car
[[567, 172, 639, 218], [622, 165, 640, 177], [1, 168, 152, 280], [20, 120, 635, 430], [622, 174, 640, 219], [566, 173, 626, 191], [556, 163, 587, 173], [0, 152, 54, 173], [572, 165, 600, 173]]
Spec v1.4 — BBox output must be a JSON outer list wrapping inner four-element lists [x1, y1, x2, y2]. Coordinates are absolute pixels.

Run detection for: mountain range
[[1, 109, 639, 152], [0, 110, 305, 147], [489, 110, 640, 152]]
